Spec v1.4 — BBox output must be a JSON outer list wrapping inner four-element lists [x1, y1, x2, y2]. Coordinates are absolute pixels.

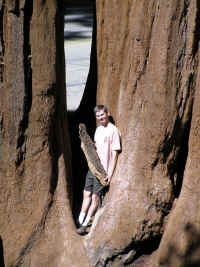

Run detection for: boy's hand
[[104, 175, 111, 184]]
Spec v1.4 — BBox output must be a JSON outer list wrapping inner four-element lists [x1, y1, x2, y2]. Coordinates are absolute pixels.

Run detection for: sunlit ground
[[64, 6, 93, 110]]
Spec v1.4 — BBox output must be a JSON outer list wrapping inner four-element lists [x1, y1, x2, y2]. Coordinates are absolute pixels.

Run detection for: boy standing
[[77, 105, 121, 235]]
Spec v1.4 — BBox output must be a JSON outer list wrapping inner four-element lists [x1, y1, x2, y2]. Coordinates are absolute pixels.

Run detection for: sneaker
[[77, 226, 88, 235]]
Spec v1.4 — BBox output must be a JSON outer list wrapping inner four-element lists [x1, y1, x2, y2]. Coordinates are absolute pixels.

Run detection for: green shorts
[[84, 170, 104, 196]]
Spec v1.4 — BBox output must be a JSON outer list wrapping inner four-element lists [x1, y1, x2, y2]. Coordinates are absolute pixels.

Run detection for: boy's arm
[[104, 150, 119, 184]]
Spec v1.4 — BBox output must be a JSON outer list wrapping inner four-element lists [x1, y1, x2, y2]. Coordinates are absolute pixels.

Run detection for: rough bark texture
[[0, 1, 89, 266], [1, 0, 200, 266], [78, 0, 200, 266]]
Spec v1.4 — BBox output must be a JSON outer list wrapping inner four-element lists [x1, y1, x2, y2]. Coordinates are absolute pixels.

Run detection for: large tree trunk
[[77, 0, 200, 266], [1, 0, 200, 266], [147, 18, 200, 266], [0, 1, 89, 266]]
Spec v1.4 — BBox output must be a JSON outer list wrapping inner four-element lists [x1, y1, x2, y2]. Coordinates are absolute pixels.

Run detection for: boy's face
[[96, 110, 109, 126]]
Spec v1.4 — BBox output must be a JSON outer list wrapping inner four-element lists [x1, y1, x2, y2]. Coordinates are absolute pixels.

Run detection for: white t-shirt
[[94, 122, 121, 174]]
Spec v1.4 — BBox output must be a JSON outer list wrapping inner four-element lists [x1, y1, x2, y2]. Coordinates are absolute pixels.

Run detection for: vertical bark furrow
[[15, 0, 33, 169], [0, 0, 5, 83], [0, 1, 5, 153], [132, 4, 157, 95], [192, 0, 200, 56]]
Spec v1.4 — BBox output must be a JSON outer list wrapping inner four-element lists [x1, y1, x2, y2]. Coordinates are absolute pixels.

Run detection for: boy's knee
[[92, 194, 99, 204], [83, 190, 92, 198]]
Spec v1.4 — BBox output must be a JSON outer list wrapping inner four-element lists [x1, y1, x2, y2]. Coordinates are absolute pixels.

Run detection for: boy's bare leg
[[82, 193, 99, 226], [87, 194, 99, 218], [78, 190, 92, 225], [81, 190, 92, 213]]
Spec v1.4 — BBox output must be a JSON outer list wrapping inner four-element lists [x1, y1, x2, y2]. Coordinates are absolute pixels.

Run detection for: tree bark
[[0, 1, 89, 266], [79, 0, 200, 266], [1, 0, 200, 266]]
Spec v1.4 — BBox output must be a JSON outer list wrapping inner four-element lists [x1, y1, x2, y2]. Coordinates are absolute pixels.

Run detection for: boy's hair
[[94, 105, 108, 115]]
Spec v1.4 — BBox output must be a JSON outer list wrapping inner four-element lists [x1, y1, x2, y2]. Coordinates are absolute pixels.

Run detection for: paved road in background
[[64, 7, 93, 110]]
